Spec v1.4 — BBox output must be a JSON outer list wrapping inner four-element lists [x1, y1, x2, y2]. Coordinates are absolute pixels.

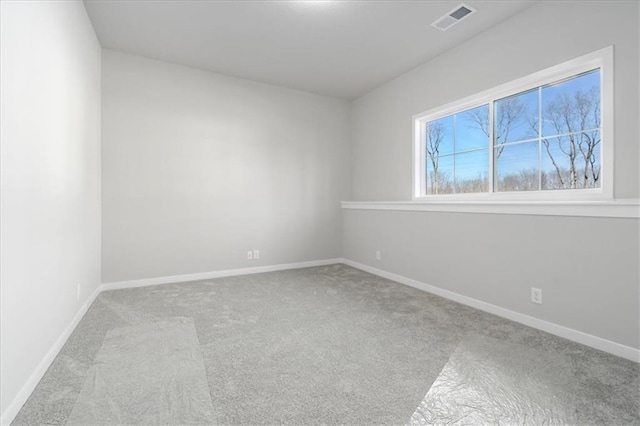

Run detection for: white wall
[[352, 1, 639, 201], [345, 1, 640, 351], [344, 211, 639, 350], [0, 1, 102, 421], [102, 51, 350, 283], [1, 3, 636, 421]]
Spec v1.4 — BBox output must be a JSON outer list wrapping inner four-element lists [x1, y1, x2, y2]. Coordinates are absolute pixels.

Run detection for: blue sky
[[426, 69, 601, 184]]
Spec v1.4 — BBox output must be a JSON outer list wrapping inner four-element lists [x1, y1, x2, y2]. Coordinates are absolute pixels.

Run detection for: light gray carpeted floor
[[12, 264, 640, 425]]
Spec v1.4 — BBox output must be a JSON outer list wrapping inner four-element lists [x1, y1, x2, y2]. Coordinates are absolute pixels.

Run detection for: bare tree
[[468, 97, 528, 158], [497, 168, 538, 192], [456, 173, 488, 193], [542, 85, 600, 189], [426, 120, 445, 194], [467, 98, 530, 192], [427, 82, 600, 193]]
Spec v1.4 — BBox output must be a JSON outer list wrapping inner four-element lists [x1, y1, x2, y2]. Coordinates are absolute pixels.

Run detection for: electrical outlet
[[253, 250, 260, 259], [247, 250, 253, 260], [375, 250, 381, 261], [76, 284, 81, 301], [531, 287, 542, 304]]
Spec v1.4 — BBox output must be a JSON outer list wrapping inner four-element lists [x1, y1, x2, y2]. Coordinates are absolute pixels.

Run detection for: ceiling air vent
[[431, 3, 476, 31]]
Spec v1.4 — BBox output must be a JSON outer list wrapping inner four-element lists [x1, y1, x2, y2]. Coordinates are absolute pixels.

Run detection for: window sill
[[341, 199, 640, 218]]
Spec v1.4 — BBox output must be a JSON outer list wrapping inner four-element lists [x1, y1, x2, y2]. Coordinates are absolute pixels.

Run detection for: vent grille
[[431, 3, 476, 31]]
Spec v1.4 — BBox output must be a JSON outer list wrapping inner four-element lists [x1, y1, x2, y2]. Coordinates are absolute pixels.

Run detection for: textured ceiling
[[84, 1, 537, 99]]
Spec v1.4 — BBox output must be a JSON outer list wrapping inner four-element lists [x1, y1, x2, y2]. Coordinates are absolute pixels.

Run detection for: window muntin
[[414, 48, 610, 201]]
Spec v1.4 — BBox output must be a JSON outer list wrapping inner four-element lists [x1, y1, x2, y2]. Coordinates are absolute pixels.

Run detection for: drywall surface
[[351, 1, 639, 200], [343, 209, 639, 349], [0, 1, 101, 420], [345, 1, 640, 350], [102, 51, 350, 282]]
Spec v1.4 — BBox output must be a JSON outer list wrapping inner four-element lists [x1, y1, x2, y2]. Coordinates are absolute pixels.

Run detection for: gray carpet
[[12, 264, 640, 425]]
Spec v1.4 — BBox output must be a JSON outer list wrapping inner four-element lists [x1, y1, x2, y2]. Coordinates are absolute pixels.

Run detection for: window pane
[[494, 88, 539, 144], [542, 70, 600, 137], [426, 115, 454, 156], [541, 132, 601, 190], [455, 150, 489, 193], [426, 154, 454, 194], [495, 142, 539, 192], [457, 105, 490, 152], [420, 62, 604, 197]]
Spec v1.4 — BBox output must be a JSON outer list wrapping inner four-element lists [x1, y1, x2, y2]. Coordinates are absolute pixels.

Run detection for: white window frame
[[412, 46, 614, 201]]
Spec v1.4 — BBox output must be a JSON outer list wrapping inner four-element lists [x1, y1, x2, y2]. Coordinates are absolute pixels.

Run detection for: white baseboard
[[0, 285, 102, 426], [341, 258, 640, 363], [1, 258, 343, 425], [101, 258, 343, 291], [3, 257, 636, 425]]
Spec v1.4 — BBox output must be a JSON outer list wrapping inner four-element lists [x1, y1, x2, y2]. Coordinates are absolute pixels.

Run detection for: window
[[413, 47, 613, 200]]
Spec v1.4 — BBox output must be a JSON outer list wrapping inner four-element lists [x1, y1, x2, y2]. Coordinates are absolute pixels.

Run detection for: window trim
[[412, 46, 614, 201]]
